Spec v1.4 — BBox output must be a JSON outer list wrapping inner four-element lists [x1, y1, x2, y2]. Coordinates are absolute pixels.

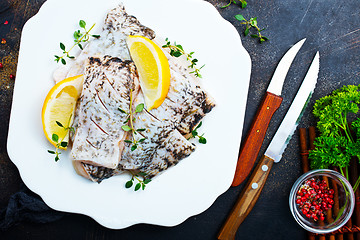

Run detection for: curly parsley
[[309, 84, 360, 191]]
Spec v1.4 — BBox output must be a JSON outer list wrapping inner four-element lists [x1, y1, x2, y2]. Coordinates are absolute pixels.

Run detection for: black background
[[1, 0, 360, 239]]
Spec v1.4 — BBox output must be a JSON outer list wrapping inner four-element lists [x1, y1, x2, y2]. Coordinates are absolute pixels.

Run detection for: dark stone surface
[[1, 0, 360, 239]]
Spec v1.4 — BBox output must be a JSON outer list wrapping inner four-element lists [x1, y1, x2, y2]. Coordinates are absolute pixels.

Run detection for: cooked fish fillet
[[118, 91, 197, 172], [77, 89, 197, 183], [53, 3, 155, 83], [119, 93, 174, 170], [65, 4, 216, 182], [157, 66, 215, 136], [154, 37, 216, 136], [71, 56, 139, 176], [56, 4, 215, 136]]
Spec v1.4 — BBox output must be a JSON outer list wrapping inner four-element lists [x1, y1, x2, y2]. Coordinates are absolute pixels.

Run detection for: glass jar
[[289, 169, 355, 234]]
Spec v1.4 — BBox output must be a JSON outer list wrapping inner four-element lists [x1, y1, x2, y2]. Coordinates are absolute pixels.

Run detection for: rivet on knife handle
[[218, 155, 274, 240], [231, 92, 282, 186]]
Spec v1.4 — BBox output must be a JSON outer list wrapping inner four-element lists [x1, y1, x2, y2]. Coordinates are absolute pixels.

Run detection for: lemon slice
[[126, 35, 170, 110], [42, 75, 84, 149]]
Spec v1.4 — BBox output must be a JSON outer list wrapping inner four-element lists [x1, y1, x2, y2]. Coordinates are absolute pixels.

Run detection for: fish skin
[[77, 163, 117, 183], [71, 56, 139, 176], [176, 93, 216, 138], [103, 4, 156, 38], [138, 129, 196, 178]]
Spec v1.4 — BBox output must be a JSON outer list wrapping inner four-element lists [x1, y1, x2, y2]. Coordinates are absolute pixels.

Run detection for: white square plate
[[7, 0, 251, 229]]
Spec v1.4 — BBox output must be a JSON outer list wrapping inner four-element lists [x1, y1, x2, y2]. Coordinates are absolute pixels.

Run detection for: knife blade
[[232, 38, 306, 186], [219, 51, 320, 240]]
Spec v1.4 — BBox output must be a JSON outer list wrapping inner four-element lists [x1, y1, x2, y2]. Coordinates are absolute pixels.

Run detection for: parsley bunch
[[309, 85, 360, 191]]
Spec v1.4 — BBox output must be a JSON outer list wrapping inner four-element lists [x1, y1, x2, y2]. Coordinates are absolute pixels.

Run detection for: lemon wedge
[[42, 75, 84, 149], [126, 35, 170, 110]]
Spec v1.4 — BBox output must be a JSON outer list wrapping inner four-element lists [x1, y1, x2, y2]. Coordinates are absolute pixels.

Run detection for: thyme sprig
[[125, 171, 151, 191], [221, 0, 247, 9], [235, 15, 269, 43], [54, 20, 100, 65], [188, 121, 207, 144], [162, 38, 204, 78], [47, 117, 75, 162], [119, 89, 146, 151]]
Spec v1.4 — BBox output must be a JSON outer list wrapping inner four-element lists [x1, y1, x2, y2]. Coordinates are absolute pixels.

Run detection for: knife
[[218, 51, 320, 240], [232, 38, 306, 187]]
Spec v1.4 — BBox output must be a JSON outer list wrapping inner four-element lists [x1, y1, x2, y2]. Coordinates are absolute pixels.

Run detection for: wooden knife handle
[[232, 92, 282, 186], [218, 155, 274, 240]]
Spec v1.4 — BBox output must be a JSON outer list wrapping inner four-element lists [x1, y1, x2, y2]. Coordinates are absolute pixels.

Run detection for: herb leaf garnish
[[162, 38, 204, 78], [235, 15, 268, 43], [48, 116, 75, 162], [119, 90, 146, 151], [188, 121, 207, 144], [221, 0, 247, 9], [55, 20, 100, 65], [125, 171, 152, 191]]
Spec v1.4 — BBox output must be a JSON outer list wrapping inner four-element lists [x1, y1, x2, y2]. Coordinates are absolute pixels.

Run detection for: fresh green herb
[[125, 171, 152, 191], [119, 89, 146, 151], [54, 20, 100, 65], [235, 15, 269, 43], [188, 121, 207, 144], [309, 84, 360, 192], [162, 38, 204, 78], [221, 0, 247, 9], [47, 116, 75, 162]]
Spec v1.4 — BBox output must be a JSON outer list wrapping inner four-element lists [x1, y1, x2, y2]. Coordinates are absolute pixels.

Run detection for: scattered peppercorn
[[9, 74, 15, 80], [4, 21, 8, 25], [296, 178, 335, 222], [0, 63, 3, 68]]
